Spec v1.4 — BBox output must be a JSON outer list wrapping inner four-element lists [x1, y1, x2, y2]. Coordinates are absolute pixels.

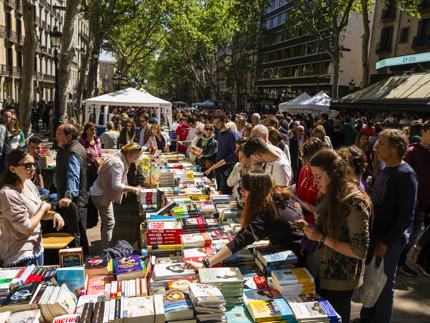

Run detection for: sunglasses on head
[[19, 162, 36, 170]]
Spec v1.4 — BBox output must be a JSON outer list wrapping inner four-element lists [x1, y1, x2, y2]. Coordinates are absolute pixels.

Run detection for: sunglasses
[[204, 128, 213, 131], [19, 162, 36, 170]]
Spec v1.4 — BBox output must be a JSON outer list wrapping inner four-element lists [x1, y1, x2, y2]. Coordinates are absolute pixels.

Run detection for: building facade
[[97, 59, 116, 94], [368, 0, 430, 80], [0, 0, 88, 105], [254, 0, 366, 109]]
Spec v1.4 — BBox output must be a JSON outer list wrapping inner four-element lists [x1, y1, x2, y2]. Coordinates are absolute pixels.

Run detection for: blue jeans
[[360, 241, 404, 323], [38, 187, 58, 203], [399, 207, 426, 265]]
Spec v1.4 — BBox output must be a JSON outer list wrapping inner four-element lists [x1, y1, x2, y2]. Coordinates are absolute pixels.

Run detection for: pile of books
[[181, 232, 212, 248], [189, 283, 226, 322], [254, 247, 298, 275], [286, 295, 341, 323], [140, 189, 164, 211], [246, 297, 295, 323], [162, 290, 195, 322], [198, 267, 244, 306], [181, 217, 219, 233], [159, 171, 175, 187], [146, 221, 183, 247], [271, 268, 316, 297]]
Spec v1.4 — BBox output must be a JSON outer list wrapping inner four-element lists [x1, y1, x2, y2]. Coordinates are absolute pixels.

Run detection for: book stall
[[0, 152, 342, 323]]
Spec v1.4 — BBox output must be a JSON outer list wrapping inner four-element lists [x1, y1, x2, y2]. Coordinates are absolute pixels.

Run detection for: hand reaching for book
[[184, 260, 203, 270]]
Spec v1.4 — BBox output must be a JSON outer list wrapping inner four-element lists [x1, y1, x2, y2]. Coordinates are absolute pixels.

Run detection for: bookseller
[[300, 149, 372, 323], [0, 149, 65, 267], [186, 172, 303, 269], [90, 143, 143, 249]]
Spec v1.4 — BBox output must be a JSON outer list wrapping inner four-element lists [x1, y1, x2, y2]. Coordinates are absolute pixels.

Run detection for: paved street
[[87, 197, 430, 322]]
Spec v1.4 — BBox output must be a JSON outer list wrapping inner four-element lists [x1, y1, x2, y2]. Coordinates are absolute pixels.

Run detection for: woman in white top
[[227, 145, 251, 208], [90, 143, 142, 248], [0, 149, 64, 266]]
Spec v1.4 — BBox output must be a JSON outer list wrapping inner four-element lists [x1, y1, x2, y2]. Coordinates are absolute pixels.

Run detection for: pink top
[[79, 137, 102, 167]]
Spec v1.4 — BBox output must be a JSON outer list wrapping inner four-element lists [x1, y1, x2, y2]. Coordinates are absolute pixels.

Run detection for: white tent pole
[[95, 105, 101, 125], [104, 105, 109, 126], [157, 106, 161, 124]]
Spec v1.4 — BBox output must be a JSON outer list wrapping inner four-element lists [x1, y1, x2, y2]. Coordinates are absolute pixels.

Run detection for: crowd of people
[[0, 103, 429, 323]]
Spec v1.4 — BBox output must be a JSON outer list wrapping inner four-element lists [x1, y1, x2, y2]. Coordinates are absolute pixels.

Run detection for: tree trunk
[[332, 50, 340, 99], [19, 0, 37, 137], [57, 0, 82, 118], [86, 46, 100, 97], [361, 0, 370, 88]]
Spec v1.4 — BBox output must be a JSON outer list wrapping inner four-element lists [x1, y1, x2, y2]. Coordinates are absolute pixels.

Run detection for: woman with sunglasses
[[0, 149, 64, 266], [79, 122, 102, 187], [186, 172, 303, 269], [189, 124, 218, 172]]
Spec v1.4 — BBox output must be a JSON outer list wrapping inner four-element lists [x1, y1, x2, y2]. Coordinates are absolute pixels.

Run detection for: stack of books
[[172, 204, 198, 219], [254, 247, 298, 275], [181, 232, 212, 248], [153, 263, 196, 282], [114, 255, 145, 281], [146, 221, 183, 247], [271, 268, 316, 297], [162, 290, 195, 322], [198, 267, 244, 306], [286, 295, 341, 323], [181, 217, 219, 233], [182, 246, 215, 263], [159, 171, 176, 187], [189, 283, 226, 322], [140, 189, 159, 210], [246, 297, 295, 323]]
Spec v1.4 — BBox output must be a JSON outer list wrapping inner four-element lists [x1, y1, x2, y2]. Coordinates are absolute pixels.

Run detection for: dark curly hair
[[337, 146, 367, 181], [310, 149, 372, 239]]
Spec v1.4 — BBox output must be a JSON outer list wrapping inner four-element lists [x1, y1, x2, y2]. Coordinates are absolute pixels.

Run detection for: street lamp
[[50, 26, 62, 134]]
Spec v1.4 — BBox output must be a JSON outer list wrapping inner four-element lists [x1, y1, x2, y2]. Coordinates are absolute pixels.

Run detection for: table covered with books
[[0, 152, 342, 323]]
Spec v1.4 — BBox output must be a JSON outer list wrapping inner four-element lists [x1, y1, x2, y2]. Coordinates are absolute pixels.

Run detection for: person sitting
[[186, 172, 303, 269], [90, 143, 142, 249], [189, 124, 218, 172], [0, 149, 64, 266]]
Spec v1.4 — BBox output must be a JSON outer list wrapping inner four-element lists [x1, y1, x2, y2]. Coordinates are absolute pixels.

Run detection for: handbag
[[359, 256, 387, 308]]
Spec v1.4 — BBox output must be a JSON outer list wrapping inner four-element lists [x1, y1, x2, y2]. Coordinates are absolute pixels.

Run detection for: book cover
[[271, 268, 314, 286], [56, 267, 85, 294], [147, 221, 182, 233], [246, 298, 293, 322], [163, 290, 194, 321], [182, 247, 214, 258], [225, 306, 252, 323], [181, 232, 212, 247], [153, 263, 195, 281], [86, 275, 114, 296], [85, 254, 109, 273], [125, 296, 155, 320], [167, 277, 197, 292], [4, 282, 39, 306], [155, 256, 183, 264], [59, 247, 83, 267], [256, 248, 298, 266], [6, 309, 41, 323], [189, 283, 225, 305], [114, 255, 143, 275], [198, 267, 243, 286], [243, 289, 282, 306]]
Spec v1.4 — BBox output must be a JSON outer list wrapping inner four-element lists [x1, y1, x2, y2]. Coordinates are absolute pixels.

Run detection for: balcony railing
[[376, 41, 392, 54], [412, 35, 430, 49], [44, 74, 55, 82]]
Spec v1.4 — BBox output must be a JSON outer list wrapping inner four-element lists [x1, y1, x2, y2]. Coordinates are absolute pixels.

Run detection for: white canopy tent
[[278, 92, 311, 112], [279, 91, 333, 116], [84, 88, 173, 128]]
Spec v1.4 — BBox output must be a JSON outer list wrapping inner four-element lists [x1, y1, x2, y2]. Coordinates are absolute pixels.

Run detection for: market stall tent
[[278, 92, 311, 112], [84, 88, 173, 128], [280, 91, 333, 116]]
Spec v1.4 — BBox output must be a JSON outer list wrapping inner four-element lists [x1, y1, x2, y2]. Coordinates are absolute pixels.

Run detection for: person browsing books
[[186, 172, 303, 270], [0, 149, 64, 266], [296, 149, 372, 323], [90, 143, 143, 249]]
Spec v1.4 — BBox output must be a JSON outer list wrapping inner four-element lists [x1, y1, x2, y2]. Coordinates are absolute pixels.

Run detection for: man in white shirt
[[251, 124, 291, 164], [242, 137, 292, 186]]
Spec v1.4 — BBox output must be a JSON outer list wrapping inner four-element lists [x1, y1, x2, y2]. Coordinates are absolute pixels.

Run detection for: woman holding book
[[297, 148, 372, 323], [0, 149, 64, 266], [186, 172, 304, 269], [90, 143, 143, 248]]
